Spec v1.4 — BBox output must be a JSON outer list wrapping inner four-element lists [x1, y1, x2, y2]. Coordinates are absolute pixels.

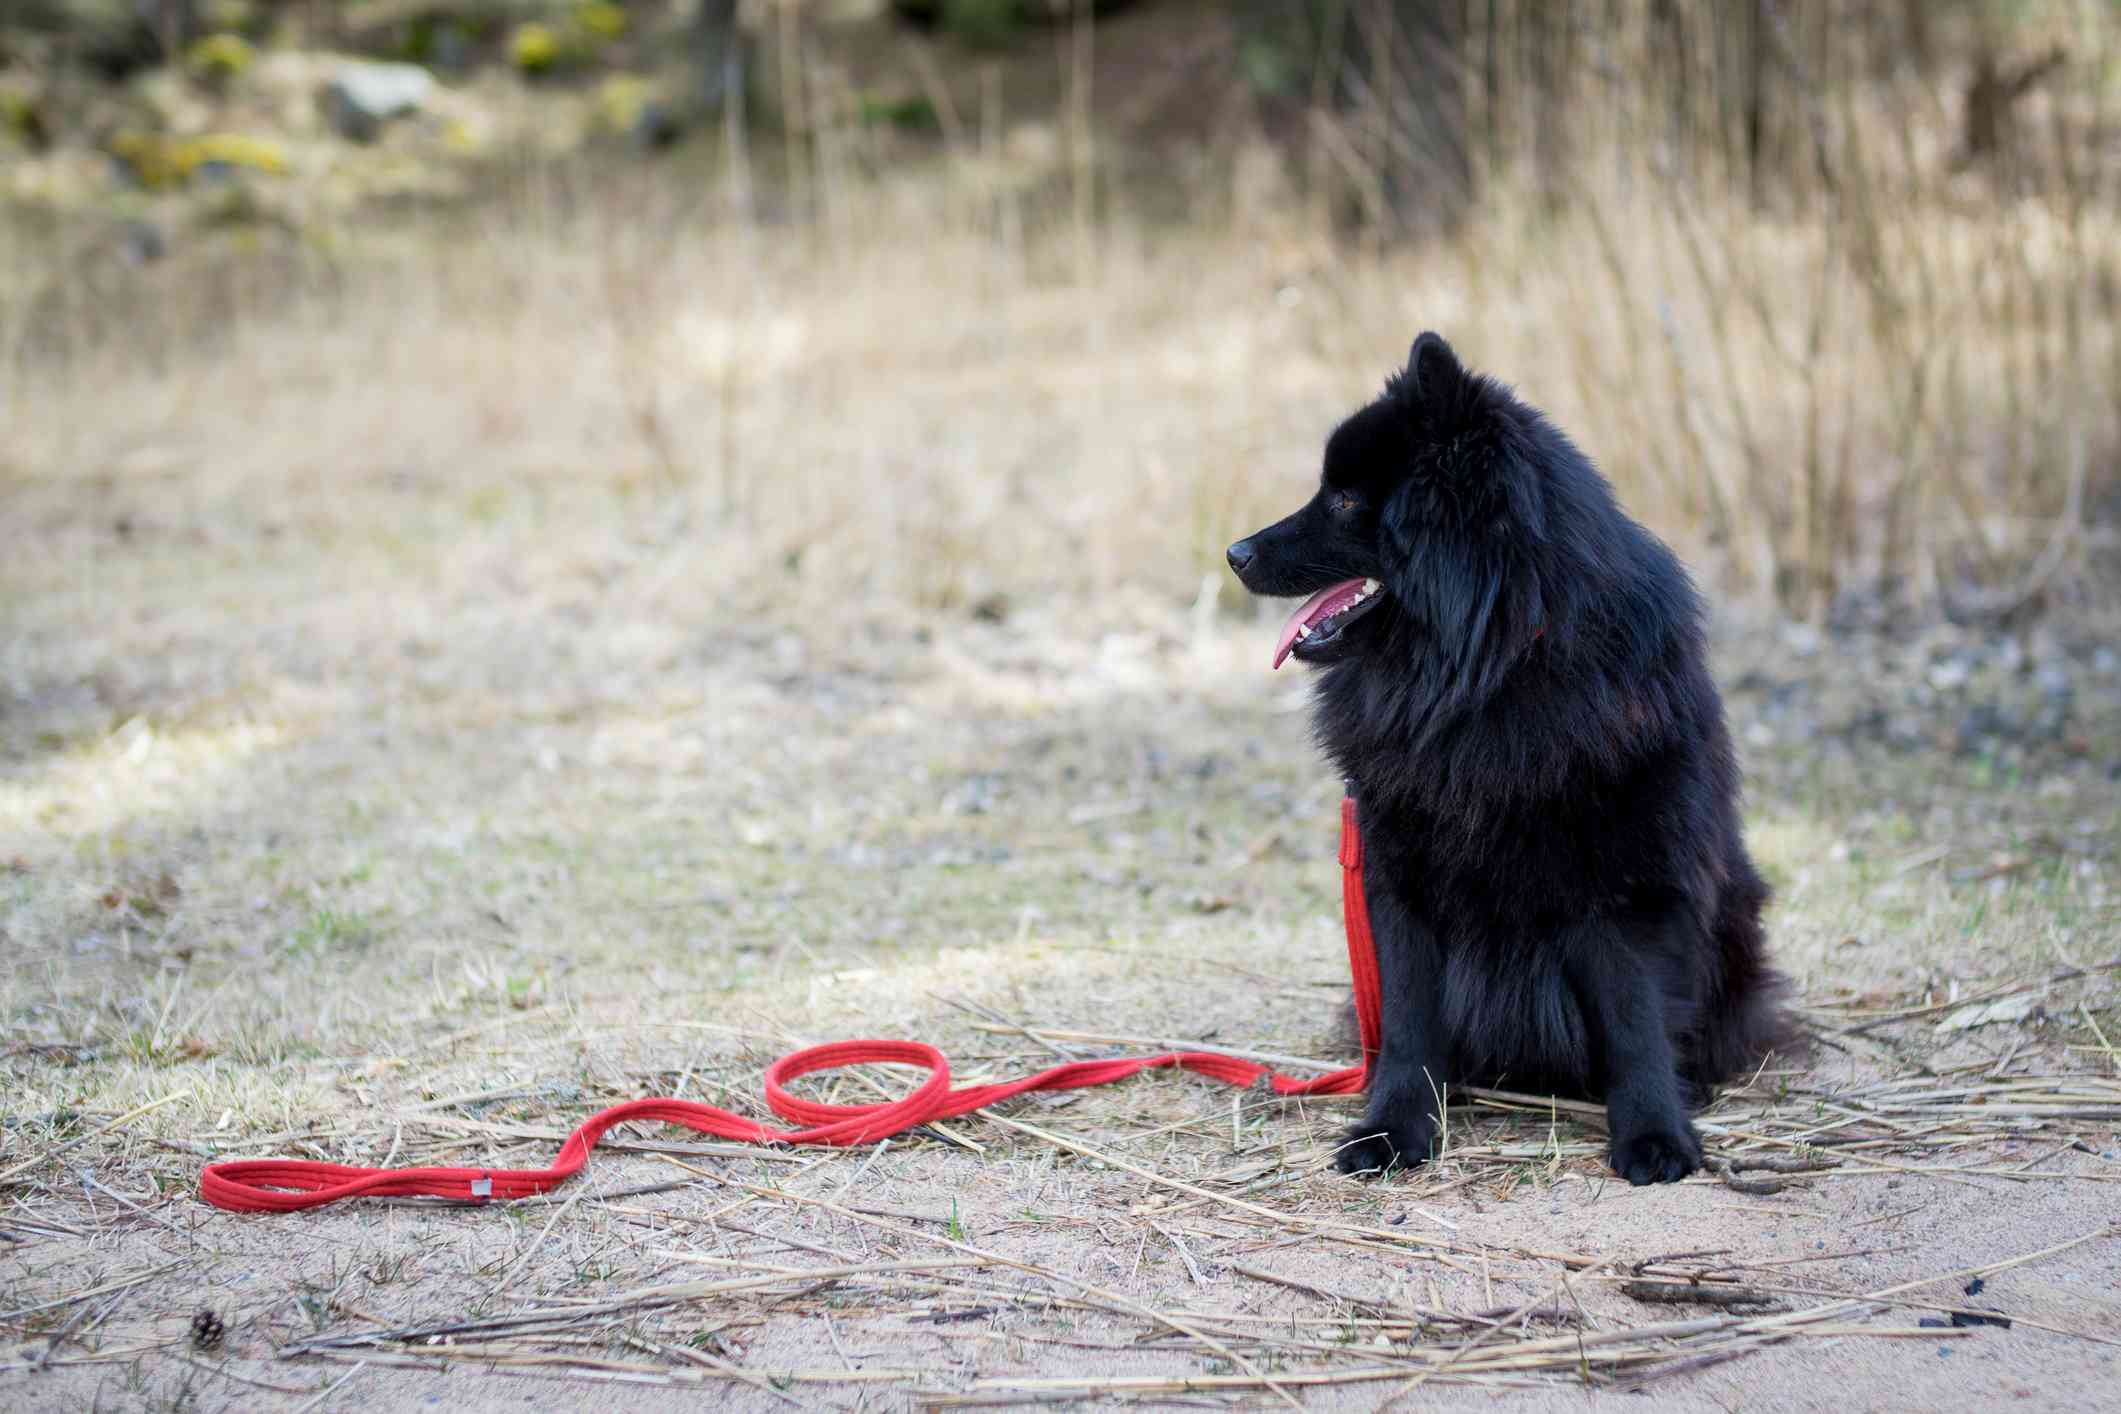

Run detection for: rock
[[186, 132, 288, 178], [319, 60, 433, 143], [108, 130, 288, 189], [185, 31, 254, 85], [510, 21, 560, 73], [108, 130, 184, 188]]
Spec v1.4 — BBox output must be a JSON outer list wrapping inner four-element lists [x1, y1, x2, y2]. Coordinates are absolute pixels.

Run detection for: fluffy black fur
[[1228, 333, 1792, 1186]]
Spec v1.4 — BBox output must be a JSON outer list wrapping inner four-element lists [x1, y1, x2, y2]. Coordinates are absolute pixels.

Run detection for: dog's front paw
[[1611, 1123, 1702, 1186], [1334, 1118, 1437, 1178]]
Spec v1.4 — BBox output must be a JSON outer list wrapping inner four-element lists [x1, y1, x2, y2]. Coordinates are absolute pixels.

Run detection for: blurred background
[[4, 0, 2115, 622]]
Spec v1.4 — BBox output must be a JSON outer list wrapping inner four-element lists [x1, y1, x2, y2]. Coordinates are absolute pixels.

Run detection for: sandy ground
[[4, 589, 2118, 1410]]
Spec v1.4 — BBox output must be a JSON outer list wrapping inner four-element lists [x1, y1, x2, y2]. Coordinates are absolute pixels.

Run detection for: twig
[[961, 1023, 1336, 1074], [1146, 1221, 1206, 1285], [1620, 1279, 1781, 1310], [172, 1356, 322, 1396], [281, 1260, 998, 1354], [495, 1189, 583, 1289], [32, 1287, 126, 1372], [943, 998, 1085, 1062], [656, 1340, 802, 1406]]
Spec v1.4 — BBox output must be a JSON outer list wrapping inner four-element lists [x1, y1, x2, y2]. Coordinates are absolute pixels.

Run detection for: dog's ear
[[1402, 332, 1465, 401], [1389, 331, 1484, 436]]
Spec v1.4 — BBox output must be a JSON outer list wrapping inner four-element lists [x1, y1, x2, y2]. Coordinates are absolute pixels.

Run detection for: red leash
[[199, 799, 1380, 1213]]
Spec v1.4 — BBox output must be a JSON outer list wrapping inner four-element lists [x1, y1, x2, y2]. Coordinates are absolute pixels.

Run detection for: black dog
[[1228, 334, 1790, 1185]]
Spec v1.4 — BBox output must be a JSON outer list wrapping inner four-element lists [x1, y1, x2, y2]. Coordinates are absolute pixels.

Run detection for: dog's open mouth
[[1272, 578, 1384, 669]]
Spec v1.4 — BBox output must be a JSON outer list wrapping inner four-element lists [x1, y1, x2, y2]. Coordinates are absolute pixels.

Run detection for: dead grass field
[[4, 176, 2121, 1409]]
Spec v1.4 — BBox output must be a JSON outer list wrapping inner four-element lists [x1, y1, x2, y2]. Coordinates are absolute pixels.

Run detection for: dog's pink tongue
[[1272, 578, 1369, 669]]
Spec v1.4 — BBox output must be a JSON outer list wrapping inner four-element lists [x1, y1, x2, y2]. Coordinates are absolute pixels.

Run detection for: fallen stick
[[1620, 1280, 1781, 1310]]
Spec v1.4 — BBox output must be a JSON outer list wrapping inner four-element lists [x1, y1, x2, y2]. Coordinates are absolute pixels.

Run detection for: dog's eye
[[1329, 490, 1362, 515]]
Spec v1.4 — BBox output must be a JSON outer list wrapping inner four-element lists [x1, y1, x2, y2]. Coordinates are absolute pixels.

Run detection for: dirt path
[[5, 589, 2118, 1409]]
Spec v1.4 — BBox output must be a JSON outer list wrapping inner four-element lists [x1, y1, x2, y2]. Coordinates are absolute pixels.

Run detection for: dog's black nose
[[1226, 539, 1255, 575]]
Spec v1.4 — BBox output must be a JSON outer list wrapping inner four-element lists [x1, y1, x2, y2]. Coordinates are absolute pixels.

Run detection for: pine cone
[[189, 1307, 225, 1351]]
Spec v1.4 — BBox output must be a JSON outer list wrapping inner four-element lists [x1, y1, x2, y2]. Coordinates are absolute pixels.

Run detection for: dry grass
[[5, 6, 2120, 622]]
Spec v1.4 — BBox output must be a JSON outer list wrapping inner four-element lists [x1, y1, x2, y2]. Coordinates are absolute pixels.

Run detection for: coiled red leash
[[199, 798, 1380, 1213]]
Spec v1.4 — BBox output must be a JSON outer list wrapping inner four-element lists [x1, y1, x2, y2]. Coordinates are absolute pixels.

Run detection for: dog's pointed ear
[[1389, 331, 1486, 438], [1400, 332, 1467, 406]]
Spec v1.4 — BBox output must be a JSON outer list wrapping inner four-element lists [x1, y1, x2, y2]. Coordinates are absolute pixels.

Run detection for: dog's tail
[[1694, 856, 1802, 1090]]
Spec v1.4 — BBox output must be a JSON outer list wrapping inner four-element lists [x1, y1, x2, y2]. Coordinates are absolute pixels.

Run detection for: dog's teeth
[[1295, 625, 1311, 639], [1362, 578, 1380, 593]]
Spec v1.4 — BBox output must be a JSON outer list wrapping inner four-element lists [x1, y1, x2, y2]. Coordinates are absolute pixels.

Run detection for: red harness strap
[[199, 799, 1380, 1213]]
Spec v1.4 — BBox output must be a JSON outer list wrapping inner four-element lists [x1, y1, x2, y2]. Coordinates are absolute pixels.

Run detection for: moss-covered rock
[[1, 84, 54, 150], [186, 32, 255, 86], [185, 132, 288, 178], [108, 130, 289, 189], [507, 4, 628, 77], [508, 21, 560, 73]]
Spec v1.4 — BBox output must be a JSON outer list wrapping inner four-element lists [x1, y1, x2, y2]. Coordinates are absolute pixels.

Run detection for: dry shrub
[[2, 3, 2114, 624]]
